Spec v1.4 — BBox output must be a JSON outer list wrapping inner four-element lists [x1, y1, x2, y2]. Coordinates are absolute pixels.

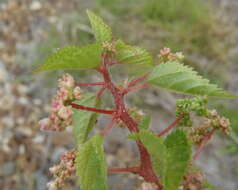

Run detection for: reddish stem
[[108, 61, 124, 66], [97, 54, 161, 188], [100, 117, 118, 136], [108, 167, 139, 174], [192, 129, 216, 162], [70, 103, 115, 115], [123, 83, 149, 95], [158, 116, 184, 137], [128, 73, 149, 87], [96, 86, 107, 99], [75, 82, 105, 87]]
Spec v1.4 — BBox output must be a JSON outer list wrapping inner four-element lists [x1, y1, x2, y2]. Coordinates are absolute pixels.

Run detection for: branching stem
[[70, 103, 115, 115], [75, 82, 105, 87], [100, 117, 118, 136], [96, 53, 161, 188], [108, 167, 139, 174], [123, 83, 149, 95], [128, 73, 149, 87], [96, 86, 107, 99]]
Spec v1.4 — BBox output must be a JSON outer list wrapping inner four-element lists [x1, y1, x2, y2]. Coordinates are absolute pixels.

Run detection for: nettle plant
[[36, 11, 236, 190]]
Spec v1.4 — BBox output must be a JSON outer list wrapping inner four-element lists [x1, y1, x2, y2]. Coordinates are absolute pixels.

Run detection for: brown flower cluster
[[182, 171, 205, 190], [190, 109, 231, 145], [47, 149, 77, 190], [102, 41, 116, 53], [39, 74, 82, 131], [206, 109, 231, 135], [158, 47, 184, 62]]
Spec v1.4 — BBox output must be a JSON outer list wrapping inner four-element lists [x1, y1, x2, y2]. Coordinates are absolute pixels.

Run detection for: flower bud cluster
[[189, 126, 212, 145], [139, 182, 158, 190], [129, 108, 144, 123], [176, 97, 208, 126], [182, 171, 205, 190], [39, 74, 82, 131], [47, 149, 77, 190], [102, 41, 116, 53], [206, 109, 231, 135], [189, 109, 231, 144], [158, 47, 184, 62]]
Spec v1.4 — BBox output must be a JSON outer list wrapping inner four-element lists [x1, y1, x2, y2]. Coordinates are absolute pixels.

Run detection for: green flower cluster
[[176, 97, 209, 126]]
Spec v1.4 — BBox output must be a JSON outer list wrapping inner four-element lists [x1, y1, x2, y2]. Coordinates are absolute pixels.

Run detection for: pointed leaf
[[163, 130, 191, 190], [135, 130, 167, 181], [139, 115, 152, 130], [34, 43, 102, 72], [76, 134, 108, 190], [87, 10, 112, 42], [73, 93, 101, 145], [147, 61, 235, 98], [116, 40, 153, 66]]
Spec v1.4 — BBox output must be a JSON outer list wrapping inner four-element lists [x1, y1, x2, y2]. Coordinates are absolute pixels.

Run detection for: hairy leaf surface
[[87, 10, 112, 42], [163, 130, 191, 190], [76, 134, 108, 190], [116, 40, 153, 66], [34, 43, 102, 72], [73, 93, 101, 145], [147, 61, 234, 97]]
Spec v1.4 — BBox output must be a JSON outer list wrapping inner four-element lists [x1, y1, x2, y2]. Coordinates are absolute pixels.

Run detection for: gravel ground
[[0, 0, 238, 190]]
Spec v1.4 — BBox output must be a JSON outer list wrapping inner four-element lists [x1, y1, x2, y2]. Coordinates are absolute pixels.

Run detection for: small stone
[[32, 135, 45, 143], [1, 162, 15, 176], [30, 1, 42, 11], [18, 97, 29, 105], [19, 145, 26, 154]]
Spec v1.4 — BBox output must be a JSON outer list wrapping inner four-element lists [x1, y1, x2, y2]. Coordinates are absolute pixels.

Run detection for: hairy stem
[[158, 116, 184, 137], [108, 167, 139, 174], [192, 129, 216, 162], [97, 53, 161, 188], [70, 103, 115, 115], [96, 86, 107, 99], [100, 117, 118, 136], [75, 82, 105, 86], [123, 83, 149, 95], [128, 73, 149, 87]]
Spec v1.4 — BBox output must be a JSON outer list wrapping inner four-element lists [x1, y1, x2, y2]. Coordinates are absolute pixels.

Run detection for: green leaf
[[115, 40, 153, 66], [76, 134, 108, 190], [34, 43, 102, 72], [87, 10, 112, 42], [147, 61, 235, 98], [163, 130, 191, 190], [73, 93, 101, 145], [136, 130, 167, 181], [139, 115, 152, 130]]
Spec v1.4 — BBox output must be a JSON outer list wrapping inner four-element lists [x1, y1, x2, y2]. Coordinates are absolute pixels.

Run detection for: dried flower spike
[[39, 74, 82, 131]]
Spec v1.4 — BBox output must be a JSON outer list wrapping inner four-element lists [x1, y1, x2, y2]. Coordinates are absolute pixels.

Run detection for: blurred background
[[0, 0, 238, 189]]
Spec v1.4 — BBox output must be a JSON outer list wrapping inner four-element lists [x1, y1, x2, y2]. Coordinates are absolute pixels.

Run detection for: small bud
[[175, 52, 184, 60], [141, 182, 157, 190], [57, 88, 69, 101], [47, 181, 57, 190], [73, 87, 81, 99], [160, 47, 171, 56], [58, 73, 75, 89], [102, 42, 116, 53], [51, 99, 63, 112], [49, 165, 61, 174], [39, 118, 51, 131], [58, 106, 73, 120]]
